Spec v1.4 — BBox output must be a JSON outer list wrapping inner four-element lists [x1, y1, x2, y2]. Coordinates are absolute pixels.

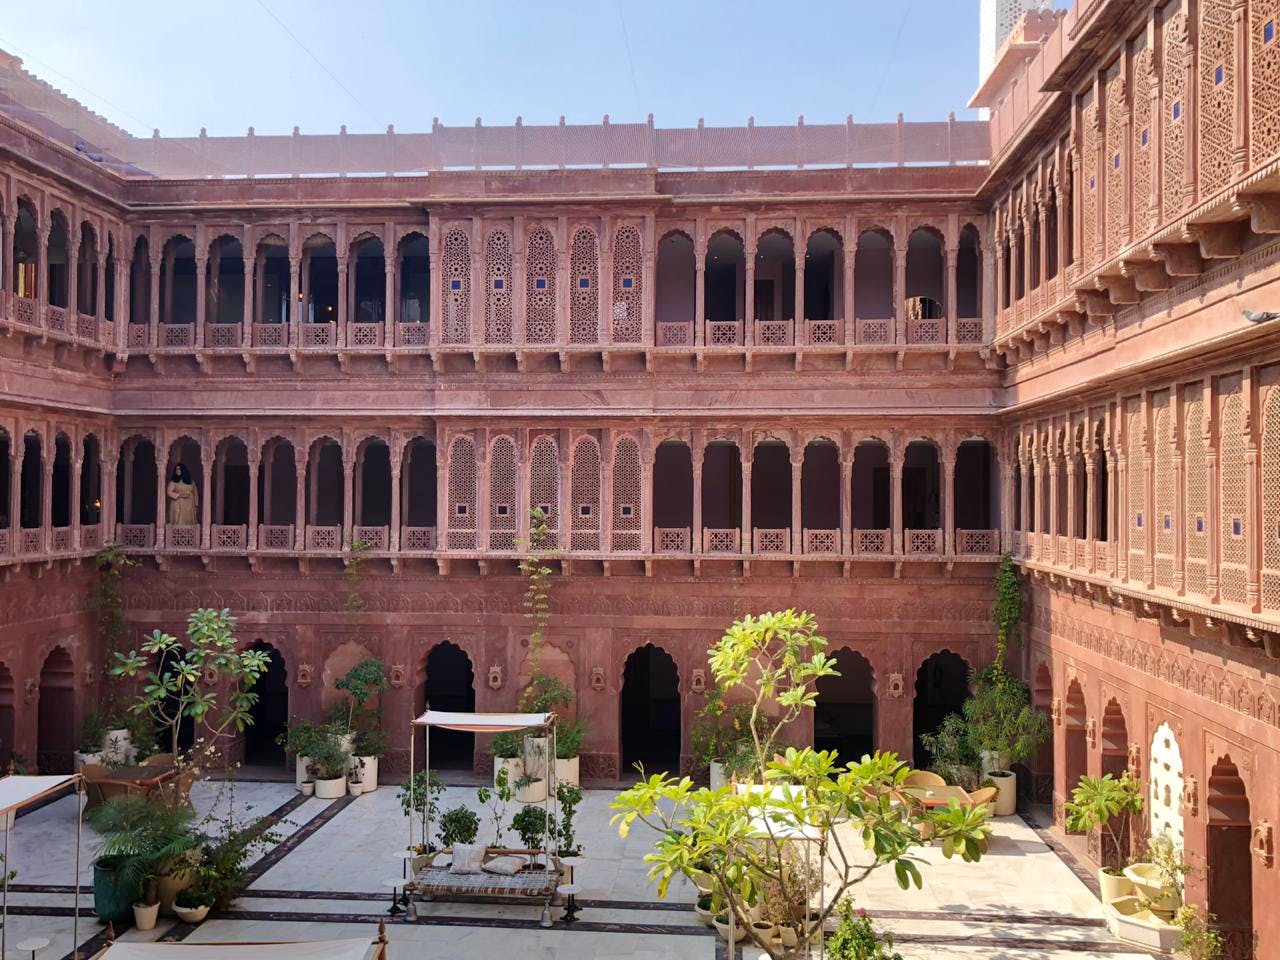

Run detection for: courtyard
[[2, 777, 1152, 960]]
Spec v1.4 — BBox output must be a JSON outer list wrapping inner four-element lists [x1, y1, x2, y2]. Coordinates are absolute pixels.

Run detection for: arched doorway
[[0, 664, 15, 771], [37, 647, 75, 773], [422, 643, 475, 769], [1063, 679, 1088, 830], [245, 642, 287, 767], [912, 650, 969, 768], [620, 644, 680, 776], [814, 648, 875, 762], [1099, 699, 1129, 864], [1206, 757, 1254, 959], [1030, 664, 1054, 802]]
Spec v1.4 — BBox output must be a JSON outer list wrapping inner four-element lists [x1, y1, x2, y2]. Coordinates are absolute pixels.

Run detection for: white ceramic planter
[[516, 777, 547, 804], [75, 751, 103, 769], [554, 756, 579, 787], [988, 770, 1017, 816], [523, 736, 550, 782], [713, 915, 746, 943], [1104, 896, 1181, 951], [157, 870, 194, 916], [1099, 869, 1133, 904], [694, 900, 715, 927], [300, 781, 315, 797], [295, 756, 311, 790], [353, 755, 379, 792], [1122, 863, 1180, 916], [337, 733, 355, 755], [709, 761, 727, 790], [102, 730, 134, 764], [315, 777, 346, 800], [133, 902, 159, 931], [173, 903, 210, 924], [347, 778, 365, 797]]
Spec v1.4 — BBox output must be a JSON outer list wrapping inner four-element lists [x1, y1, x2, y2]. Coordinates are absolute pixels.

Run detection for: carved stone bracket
[[689, 668, 706, 695], [1052, 696, 1063, 725], [486, 664, 503, 690], [388, 663, 407, 688], [1086, 717, 1098, 749], [296, 663, 314, 688], [1252, 819, 1274, 868], [886, 672, 905, 699], [1181, 775, 1198, 817], [589, 666, 606, 692]]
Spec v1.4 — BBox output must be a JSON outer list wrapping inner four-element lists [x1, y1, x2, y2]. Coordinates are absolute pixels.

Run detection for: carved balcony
[[904, 528, 942, 555], [906, 318, 943, 345], [955, 317, 984, 343], [754, 320, 793, 347], [51, 528, 72, 552], [301, 322, 337, 348], [853, 528, 891, 555], [855, 317, 892, 345], [252, 323, 288, 348], [119, 524, 155, 549], [161, 323, 195, 349], [18, 529, 43, 554], [348, 323, 384, 348], [0, 529, 8, 556], [803, 528, 841, 554], [803, 320, 842, 346], [956, 529, 1000, 555], [752, 528, 791, 553], [396, 322, 430, 347], [656, 322, 693, 347], [127, 324, 150, 348], [45, 305, 68, 335], [82, 524, 103, 551], [702, 527, 741, 553], [353, 525, 389, 550], [14, 296, 37, 327], [167, 524, 200, 550], [305, 524, 342, 551], [705, 320, 743, 347], [400, 526, 437, 551], [205, 322, 241, 348], [258, 524, 295, 551], [211, 524, 247, 551], [655, 527, 691, 553], [76, 312, 98, 340]]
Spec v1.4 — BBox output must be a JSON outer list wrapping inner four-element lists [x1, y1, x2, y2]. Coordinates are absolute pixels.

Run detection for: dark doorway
[[620, 644, 680, 776], [0, 664, 15, 771], [913, 650, 969, 768], [1207, 757, 1254, 959], [422, 643, 475, 769], [245, 642, 287, 766], [814, 648, 875, 762], [1063, 679, 1087, 830], [37, 648, 75, 773]]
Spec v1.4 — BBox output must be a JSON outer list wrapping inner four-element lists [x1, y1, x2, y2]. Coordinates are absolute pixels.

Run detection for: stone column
[[35, 222, 47, 306], [162, 245, 175, 325], [790, 448, 803, 553], [384, 227, 396, 346], [1036, 200, 1049, 290], [241, 252, 253, 348], [103, 437, 117, 544], [71, 449, 83, 550], [1143, 397, 1156, 591], [469, 219, 484, 347], [1066, 454, 1079, 557], [794, 250, 806, 345], [67, 239, 79, 318], [1105, 439, 1119, 577], [740, 444, 754, 554], [512, 237, 527, 347], [843, 226, 856, 346], [1116, 443, 1129, 582], [944, 243, 957, 343], [601, 439, 615, 552], [743, 238, 756, 347], [640, 436, 654, 553], [390, 456, 402, 552], [997, 447, 1013, 549], [839, 443, 853, 554], [247, 448, 260, 550], [599, 220, 614, 345], [1085, 452, 1098, 566], [890, 444, 903, 554], [155, 434, 167, 549], [336, 256, 349, 348], [122, 442, 135, 525], [1048, 454, 1060, 548], [195, 255, 208, 349], [149, 253, 161, 348], [691, 442, 704, 554], [893, 230, 906, 343], [96, 251, 107, 326], [295, 448, 307, 550], [435, 438, 449, 550], [1019, 454, 1031, 537], [342, 449, 356, 550], [201, 454, 213, 549], [555, 223, 570, 346], [428, 246, 441, 347], [942, 448, 955, 555], [994, 229, 1006, 319], [641, 216, 656, 347], [1245, 422, 1261, 612], [288, 256, 301, 349], [1173, 404, 1186, 595], [694, 239, 706, 347], [8, 439, 22, 547]]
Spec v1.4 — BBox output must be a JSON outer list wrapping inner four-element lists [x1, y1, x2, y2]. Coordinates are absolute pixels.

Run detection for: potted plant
[[353, 727, 386, 792], [511, 805, 553, 851], [555, 782, 583, 858], [91, 854, 141, 924], [518, 740, 548, 803], [280, 719, 332, 791], [336, 657, 388, 761], [438, 806, 480, 849], [713, 910, 747, 943], [1173, 904, 1224, 960], [1124, 836, 1189, 917], [76, 711, 108, 767], [347, 758, 366, 797], [398, 770, 445, 852], [309, 737, 350, 800], [89, 795, 200, 920], [826, 896, 904, 960], [694, 891, 717, 926], [197, 796, 280, 910], [689, 684, 752, 788], [918, 714, 984, 791], [300, 777, 315, 797], [962, 665, 1050, 815], [173, 879, 215, 924], [477, 766, 513, 847], [490, 731, 524, 794], [554, 720, 583, 788], [1064, 772, 1144, 903]]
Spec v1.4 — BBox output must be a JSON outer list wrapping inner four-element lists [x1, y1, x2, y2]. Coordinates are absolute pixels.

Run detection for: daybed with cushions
[[404, 846, 564, 906]]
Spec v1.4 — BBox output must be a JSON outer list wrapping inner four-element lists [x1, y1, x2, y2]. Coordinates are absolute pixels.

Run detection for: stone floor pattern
[[2, 780, 1156, 960]]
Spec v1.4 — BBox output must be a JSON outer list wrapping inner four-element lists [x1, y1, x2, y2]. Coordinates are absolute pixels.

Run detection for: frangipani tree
[[112, 607, 271, 802], [611, 610, 990, 959]]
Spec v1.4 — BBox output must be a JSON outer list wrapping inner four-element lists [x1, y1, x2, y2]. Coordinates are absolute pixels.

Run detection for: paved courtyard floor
[[2, 779, 1154, 959]]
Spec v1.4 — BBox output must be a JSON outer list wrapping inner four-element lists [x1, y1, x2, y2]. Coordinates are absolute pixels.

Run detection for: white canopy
[[95, 939, 379, 960], [0, 774, 79, 816], [412, 710, 551, 733]]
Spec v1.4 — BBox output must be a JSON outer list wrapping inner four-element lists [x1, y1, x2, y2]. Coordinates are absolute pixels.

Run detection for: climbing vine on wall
[[992, 552, 1023, 665], [518, 507, 558, 668], [344, 537, 372, 612]]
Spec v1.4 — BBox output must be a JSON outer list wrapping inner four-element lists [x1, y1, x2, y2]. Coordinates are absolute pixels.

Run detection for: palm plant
[[89, 795, 200, 904], [1064, 772, 1144, 871]]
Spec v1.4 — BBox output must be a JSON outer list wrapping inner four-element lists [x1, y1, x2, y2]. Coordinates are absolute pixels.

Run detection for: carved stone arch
[[618, 638, 681, 692], [806, 223, 844, 246], [301, 230, 335, 250], [255, 232, 289, 254], [706, 225, 745, 246], [659, 226, 695, 244]]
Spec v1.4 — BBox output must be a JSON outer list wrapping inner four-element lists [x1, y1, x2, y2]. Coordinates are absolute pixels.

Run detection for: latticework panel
[[1198, 0, 1236, 197], [1104, 62, 1127, 256], [1127, 401, 1147, 581], [1184, 387, 1209, 598], [1162, 4, 1189, 221], [1251, 0, 1280, 165], [1219, 389, 1248, 605], [569, 227, 599, 344], [1131, 37, 1154, 234], [447, 435, 477, 548], [569, 436, 601, 550], [611, 225, 643, 343], [611, 437, 641, 551], [529, 435, 560, 539], [484, 230, 513, 344], [442, 228, 471, 344], [1153, 398, 1176, 589], [488, 435, 517, 551], [525, 228, 557, 344], [1262, 386, 1280, 611], [1082, 98, 1099, 267]]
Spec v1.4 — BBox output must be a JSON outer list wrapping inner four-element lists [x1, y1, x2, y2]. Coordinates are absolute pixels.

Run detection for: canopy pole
[[4, 811, 10, 960], [73, 778, 83, 959], [422, 705, 431, 854], [407, 703, 415, 856]]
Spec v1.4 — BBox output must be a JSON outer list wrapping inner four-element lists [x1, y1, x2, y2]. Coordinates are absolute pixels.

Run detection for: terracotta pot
[[1099, 867, 1133, 904], [989, 770, 1017, 816], [314, 777, 346, 800], [555, 756, 579, 787], [173, 903, 210, 924], [133, 901, 160, 931]]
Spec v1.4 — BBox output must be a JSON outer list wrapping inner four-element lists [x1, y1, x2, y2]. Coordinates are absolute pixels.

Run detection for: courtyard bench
[[405, 847, 564, 906]]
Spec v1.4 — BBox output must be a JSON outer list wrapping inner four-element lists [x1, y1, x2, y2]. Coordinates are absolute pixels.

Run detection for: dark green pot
[[93, 858, 142, 924]]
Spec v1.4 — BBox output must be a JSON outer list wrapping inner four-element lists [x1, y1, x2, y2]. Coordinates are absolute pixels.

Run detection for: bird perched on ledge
[[1243, 309, 1280, 324]]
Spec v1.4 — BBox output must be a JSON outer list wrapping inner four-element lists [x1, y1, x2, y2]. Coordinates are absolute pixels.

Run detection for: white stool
[[16, 937, 51, 959], [557, 883, 582, 924]]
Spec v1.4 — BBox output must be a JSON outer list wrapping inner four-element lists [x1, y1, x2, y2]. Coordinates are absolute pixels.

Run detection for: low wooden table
[[901, 785, 972, 808]]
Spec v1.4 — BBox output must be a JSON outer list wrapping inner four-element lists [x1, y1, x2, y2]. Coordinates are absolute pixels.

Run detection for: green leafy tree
[[476, 766, 514, 847], [611, 610, 990, 960], [1064, 772, 1144, 871], [335, 657, 388, 736], [111, 608, 271, 796]]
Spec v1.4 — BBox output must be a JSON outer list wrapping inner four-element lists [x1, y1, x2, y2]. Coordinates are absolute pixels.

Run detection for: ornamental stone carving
[[24, 679, 37, 704], [689, 669, 706, 695], [487, 664, 504, 691], [1051, 697, 1063, 725], [1253, 820, 1275, 868], [296, 663, 314, 688], [590, 666, 606, 692], [886, 673, 905, 699], [1181, 775, 1198, 818], [389, 664, 407, 688]]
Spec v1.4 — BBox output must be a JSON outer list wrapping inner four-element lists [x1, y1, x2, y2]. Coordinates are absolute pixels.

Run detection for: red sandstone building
[[0, 1, 1278, 955]]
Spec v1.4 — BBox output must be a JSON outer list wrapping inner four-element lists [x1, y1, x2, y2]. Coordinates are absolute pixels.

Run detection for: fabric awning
[[95, 939, 378, 960], [412, 710, 551, 732], [0, 774, 79, 817]]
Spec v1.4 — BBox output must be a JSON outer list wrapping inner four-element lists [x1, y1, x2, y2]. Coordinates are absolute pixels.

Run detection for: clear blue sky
[[1, 1, 1063, 138]]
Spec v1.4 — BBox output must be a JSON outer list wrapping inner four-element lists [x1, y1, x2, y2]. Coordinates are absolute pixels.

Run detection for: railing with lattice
[[353, 525, 388, 550], [349, 323, 384, 348], [51, 527, 72, 551], [955, 318, 984, 343], [18, 529, 42, 554], [167, 524, 200, 549], [804, 320, 841, 346], [803, 528, 840, 554], [904, 528, 941, 554], [703, 527, 740, 552], [258, 524, 295, 550], [119, 524, 154, 548], [401, 526, 437, 551], [76, 312, 98, 340], [127, 323, 149, 348], [854, 528, 890, 554], [212, 524, 247, 550], [46, 305, 68, 334], [0, 529, 9, 555], [206, 323, 241, 347], [161, 323, 195, 348], [14, 296, 37, 327], [397, 322, 430, 347], [656, 322, 692, 347], [907, 319, 943, 344], [253, 323, 287, 347], [611, 531, 642, 552], [655, 527, 691, 553], [755, 320, 793, 347], [306, 525, 342, 551], [752, 528, 791, 553], [705, 320, 743, 347], [302, 322, 336, 348], [855, 317, 892, 344], [81, 524, 103, 551], [955, 529, 999, 554]]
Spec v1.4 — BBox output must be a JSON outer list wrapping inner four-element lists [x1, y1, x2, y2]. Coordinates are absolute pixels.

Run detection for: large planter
[[1122, 863, 1180, 916], [352, 755, 379, 792], [337, 733, 355, 755], [158, 869, 194, 915], [174, 903, 211, 924], [554, 756, 579, 788], [1104, 896, 1181, 951], [314, 777, 346, 800], [1099, 868, 1134, 904], [709, 761, 727, 790], [294, 756, 311, 790], [516, 776, 547, 804], [989, 770, 1017, 816], [523, 736, 550, 782], [713, 913, 746, 943], [494, 756, 524, 790], [93, 859, 141, 924], [133, 901, 160, 931]]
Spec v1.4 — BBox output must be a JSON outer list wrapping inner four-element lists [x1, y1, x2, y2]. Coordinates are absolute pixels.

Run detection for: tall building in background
[[979, 0, 1043, 81]]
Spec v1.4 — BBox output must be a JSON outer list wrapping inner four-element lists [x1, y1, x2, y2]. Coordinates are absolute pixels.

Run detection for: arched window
[[655, 231, 695, 344], [441, 228, 471, 344], [905, 227, 944, 343], [853, 229, 893, 343], [529, 435, 560, 544], [484, 229, 513, 344], [569, 227, 600, 344], [570, 436, 601, 550], [525, 228, 556, 344], [487, 435, 517, 551], [446, 435, 477, 548], [611, 225, 643, 343], [611, 437, 642, 552]]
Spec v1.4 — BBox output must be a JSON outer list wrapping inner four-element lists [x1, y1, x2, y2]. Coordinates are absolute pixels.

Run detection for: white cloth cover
[[449, 843, 486, 874], [97, 940, 375, 960], [0, 774, 78, 816], [481, 855, 527, 876], [412, 711, 551, 732]]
